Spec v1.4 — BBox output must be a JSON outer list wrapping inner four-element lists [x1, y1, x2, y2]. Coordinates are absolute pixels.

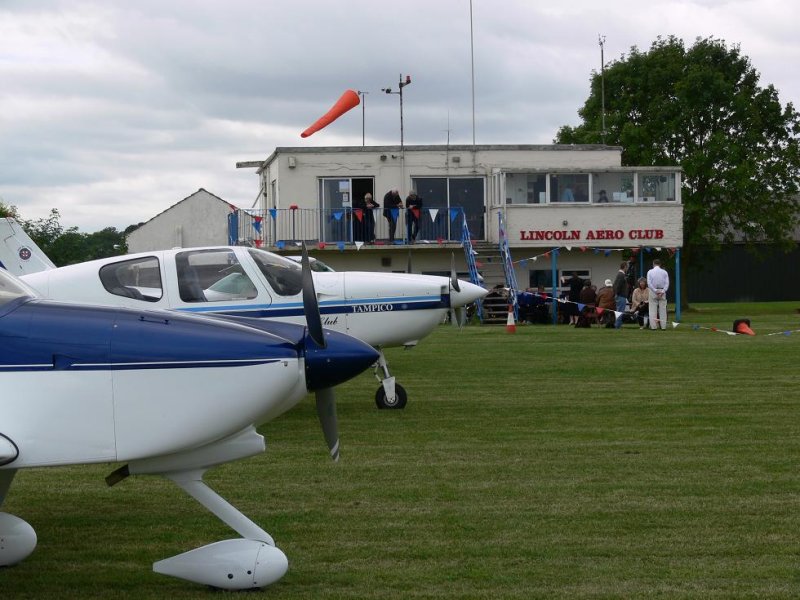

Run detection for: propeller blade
[[315, 387, 340, 462], [301, 242, 326, 348], [450, 252, 461, 293]]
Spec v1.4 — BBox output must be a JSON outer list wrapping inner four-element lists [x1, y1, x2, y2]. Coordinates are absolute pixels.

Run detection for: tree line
[[0, 202, 137, 267]]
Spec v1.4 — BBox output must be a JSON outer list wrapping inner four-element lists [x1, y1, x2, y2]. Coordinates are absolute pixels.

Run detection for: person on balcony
[[383, 189, 403, 242], [363, 192, 379, 243], [406, 191, 423, 243]]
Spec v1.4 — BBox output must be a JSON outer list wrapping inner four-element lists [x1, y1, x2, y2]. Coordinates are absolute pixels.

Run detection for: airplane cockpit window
[[99, 257, 162, 302], [175, 249, 258, 303], [0, 268, 37, 307], [248, 249, 302, 297]]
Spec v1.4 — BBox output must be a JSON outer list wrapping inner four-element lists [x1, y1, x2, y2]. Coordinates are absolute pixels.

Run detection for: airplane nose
[[450, 280, 488, 307], [304, 329, 379, 391]]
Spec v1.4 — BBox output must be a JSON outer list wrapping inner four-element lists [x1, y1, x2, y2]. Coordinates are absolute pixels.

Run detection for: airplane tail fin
[[0, 218, 56, 276]]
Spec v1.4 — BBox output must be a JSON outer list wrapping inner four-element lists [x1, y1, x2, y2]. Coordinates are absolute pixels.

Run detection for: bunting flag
[[353, 209, 363, 222], [437, 237, 444, 244], [520, 260, 528, 267], [254, 239, 263, 248], [565, 246, 572, 251], [276, 241, 285, 249], [252, 218, 262, 234], [337, 241, 345, 251], [354, 241, 364, 250], [318, 242, 326, 249], [269, 208, 277, 220], [429, 208, 439, 222], [449, 208, 460, 221], [672, 321, 680, 328], [333, 210, 344, 221]]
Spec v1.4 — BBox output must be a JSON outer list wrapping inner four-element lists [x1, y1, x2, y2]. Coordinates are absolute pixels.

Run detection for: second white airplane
[[21, 245, 487, 409]]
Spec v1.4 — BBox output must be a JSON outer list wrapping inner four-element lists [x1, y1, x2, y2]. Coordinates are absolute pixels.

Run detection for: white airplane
[[20, 245, 487, 409], [0, 251, 379, 589]]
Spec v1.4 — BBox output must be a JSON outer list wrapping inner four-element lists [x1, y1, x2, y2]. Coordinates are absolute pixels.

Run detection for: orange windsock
[[301, 89, 360, 138]]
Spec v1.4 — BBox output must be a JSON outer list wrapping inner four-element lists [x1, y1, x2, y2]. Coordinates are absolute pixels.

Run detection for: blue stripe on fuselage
[[175, 294, 451, 318], [0, 358, 283, 373]]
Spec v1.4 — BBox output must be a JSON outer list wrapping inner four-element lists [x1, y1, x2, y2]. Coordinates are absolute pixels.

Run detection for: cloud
[[1, 0, 798, 230]]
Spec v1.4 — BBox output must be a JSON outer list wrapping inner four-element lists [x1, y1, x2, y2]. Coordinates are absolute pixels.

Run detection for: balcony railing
[[229, 207, 470, 248]]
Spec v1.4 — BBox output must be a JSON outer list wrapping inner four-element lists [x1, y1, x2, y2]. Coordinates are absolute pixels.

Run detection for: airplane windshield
[[248, 249, 302, 296], [0, 268, 38, 306]]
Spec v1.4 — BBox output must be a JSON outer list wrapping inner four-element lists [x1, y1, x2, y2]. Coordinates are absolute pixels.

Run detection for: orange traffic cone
[[733, 318, 755, 336], [506, 304, 516, 333]]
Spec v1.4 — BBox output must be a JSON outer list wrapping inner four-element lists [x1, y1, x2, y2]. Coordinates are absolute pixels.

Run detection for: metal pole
[[470, 0, 476, 146], [675, 248, 681, 322], [357, 91, 368, 146], [599, 34, 606, 144], [399, 74, 404, 151], [551, 249, 558, 325]]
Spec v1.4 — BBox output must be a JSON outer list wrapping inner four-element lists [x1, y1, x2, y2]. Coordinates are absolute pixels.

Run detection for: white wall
[[127, 190, 233, 253]]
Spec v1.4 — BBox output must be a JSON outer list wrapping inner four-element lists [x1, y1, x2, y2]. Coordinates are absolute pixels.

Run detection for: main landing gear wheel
[[375, 383, 407, 410]]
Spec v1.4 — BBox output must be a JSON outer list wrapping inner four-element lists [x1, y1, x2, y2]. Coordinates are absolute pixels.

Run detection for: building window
[[506, 173, 546, 204], [550, 174, 589, 203], [638, 172, 676, 202], [412, 176, 485, 240], [592, 172, 634, 203]]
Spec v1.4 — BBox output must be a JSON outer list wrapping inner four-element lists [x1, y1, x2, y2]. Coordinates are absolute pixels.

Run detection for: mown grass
[[3, 302, 800, 599]]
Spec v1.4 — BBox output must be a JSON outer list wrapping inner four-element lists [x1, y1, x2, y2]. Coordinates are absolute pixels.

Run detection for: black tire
[[375, 383, 408, 410]]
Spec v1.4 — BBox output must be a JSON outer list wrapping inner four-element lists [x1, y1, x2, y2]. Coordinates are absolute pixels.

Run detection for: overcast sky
[[2, 0, 798, 231]]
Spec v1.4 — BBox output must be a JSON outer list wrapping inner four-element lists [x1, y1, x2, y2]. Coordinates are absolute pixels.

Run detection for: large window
[[638, 172, 676, 202], [550, 174, 589, 203], [592, 172, 634, 203], [411, 176, 485, 240], [506, 173, 547, 204]]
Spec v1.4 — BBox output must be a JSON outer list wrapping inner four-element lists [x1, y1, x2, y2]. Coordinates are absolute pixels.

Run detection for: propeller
[[449, 252, 465, 327], [450, 252, 461, 293], [301, 243, 326, 349], [300, 243, 339, 461]]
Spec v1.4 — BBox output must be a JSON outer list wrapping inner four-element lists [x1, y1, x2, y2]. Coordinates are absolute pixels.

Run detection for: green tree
[[20, 209, 128, 266], [556, 36, 800, 298], [0, 200, 19, 218]]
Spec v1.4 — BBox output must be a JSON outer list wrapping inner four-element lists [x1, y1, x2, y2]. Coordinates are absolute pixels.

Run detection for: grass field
[[3, 302, 800, 599]]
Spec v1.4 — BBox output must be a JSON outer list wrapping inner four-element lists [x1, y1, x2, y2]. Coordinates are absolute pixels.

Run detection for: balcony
[[229, 207, 471, 249]]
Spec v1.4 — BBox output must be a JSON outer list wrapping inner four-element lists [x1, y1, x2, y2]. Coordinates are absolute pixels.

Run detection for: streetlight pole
[[382, 74, 412, 151], [357, 90, 368, 146], [383, 74, 412, 195]]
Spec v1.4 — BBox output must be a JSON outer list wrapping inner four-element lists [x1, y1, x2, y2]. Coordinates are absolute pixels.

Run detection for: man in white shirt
[[646, 259, 669, 330]]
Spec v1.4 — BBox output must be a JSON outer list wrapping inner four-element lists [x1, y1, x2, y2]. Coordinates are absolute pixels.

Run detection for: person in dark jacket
[[612, 262, 629, 328], [383, 189, 403, 242], [405, 191, 422, 242]]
